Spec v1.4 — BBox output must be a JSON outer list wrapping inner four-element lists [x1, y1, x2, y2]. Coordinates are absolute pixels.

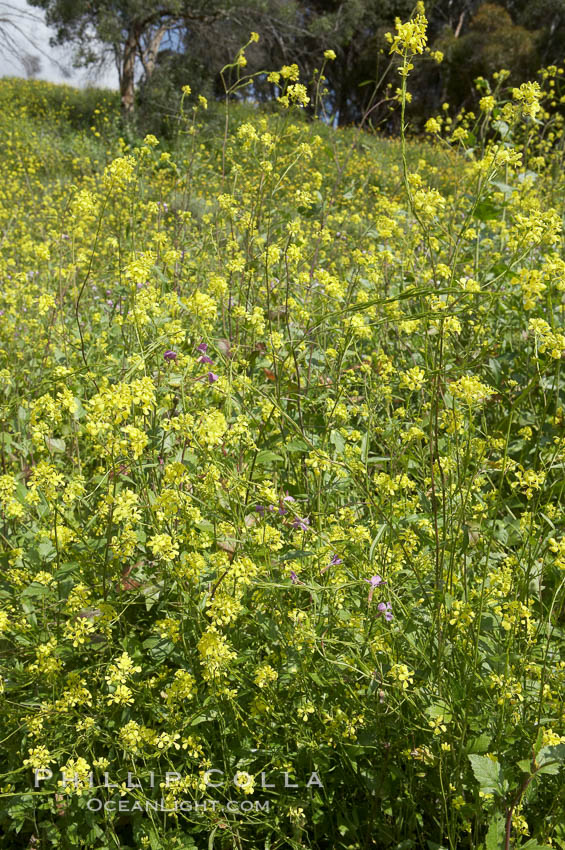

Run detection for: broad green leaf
[[468, 754, 502, 793], [537, 744, 565, 766]]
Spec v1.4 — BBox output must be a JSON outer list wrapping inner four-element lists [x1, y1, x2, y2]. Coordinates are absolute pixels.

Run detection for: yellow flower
[[450, 375, 493, 406], [388, 10, 428, 56], [425, 117, 441, 133], [479, 95, 496, 112], [512, 81, 542, 119], [148, 533, 179, 562], [389, 663, 415, 690], [400, 366, 426, 391], [23, 746, 53, 770], [254, 664, 278, 688]]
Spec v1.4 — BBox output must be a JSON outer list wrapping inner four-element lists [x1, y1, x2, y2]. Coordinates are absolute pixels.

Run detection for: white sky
[[0, 0, 118, 88]]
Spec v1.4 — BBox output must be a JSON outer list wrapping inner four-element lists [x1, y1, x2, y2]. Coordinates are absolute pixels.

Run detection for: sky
[[0, 0, 118, 88]]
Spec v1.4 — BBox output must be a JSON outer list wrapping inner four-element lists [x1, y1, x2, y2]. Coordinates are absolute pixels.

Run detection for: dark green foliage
[[438, 4, 538, 109], [23, 0, 565, 130]]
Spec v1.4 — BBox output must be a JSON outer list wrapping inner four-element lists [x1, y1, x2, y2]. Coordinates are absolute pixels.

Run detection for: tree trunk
[[454, 11, 466, 38], [121, 26, 139, 118], [142, 22, 169, 81]]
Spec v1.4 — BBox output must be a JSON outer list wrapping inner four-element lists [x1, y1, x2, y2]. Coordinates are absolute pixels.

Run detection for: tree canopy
[[26, 0, 565, 128]]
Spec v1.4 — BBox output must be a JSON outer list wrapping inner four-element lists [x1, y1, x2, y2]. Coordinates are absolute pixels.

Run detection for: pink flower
[[365, 574, 385, 603]]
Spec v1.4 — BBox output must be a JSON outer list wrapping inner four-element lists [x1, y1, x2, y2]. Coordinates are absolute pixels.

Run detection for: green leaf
[[425, 701, 452, 723], [21, 582, 50, 599], [282, 549, 315, 561], [537, 744, 565, 766], [492, 119, 510, 138], [330, 429, 345, 453], [149, 824, 162, 850], [38, 541, 55, 558], [286, 439, 308, 452], [533, 727, 545, 757], [485, 814, 505, 850], [44, 436, 66, 453], [255, 450, 284, 464], [473, 199, 502, 222], [492, 180, 514, 197], [468, 754, 502, 793], [142, 636, 173, 662]]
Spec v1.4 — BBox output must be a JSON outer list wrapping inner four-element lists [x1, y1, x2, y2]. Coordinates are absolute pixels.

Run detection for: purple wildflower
[[365, 574, 385, 603], [198, 355, 213, 364], [377, 602, 393, 622], [255, 505, 266, 516], [321, 552, 342, 573], [365, 575, 385, 588], [292, 516, 310, 532], [197, 342, 208, 352], [164, 350, 177, 362], [207, 372, 219, 383], [279, 494, 294, 516]]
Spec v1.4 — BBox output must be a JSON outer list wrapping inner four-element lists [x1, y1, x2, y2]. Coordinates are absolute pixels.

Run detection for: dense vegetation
[[22, 0, 565, 131], [1, 10, 565, 848]]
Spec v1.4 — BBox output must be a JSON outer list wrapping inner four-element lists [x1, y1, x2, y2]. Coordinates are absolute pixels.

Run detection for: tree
[[508, 0, 565, 67], [25, 0, 560, 130], [438, 3, 537, 109], [26, 0, 274, 117], [26, 0, 194, 115]]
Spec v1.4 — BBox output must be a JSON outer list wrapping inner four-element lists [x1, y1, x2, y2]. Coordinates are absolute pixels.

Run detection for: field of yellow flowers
[[1, 13, 565, 850]]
